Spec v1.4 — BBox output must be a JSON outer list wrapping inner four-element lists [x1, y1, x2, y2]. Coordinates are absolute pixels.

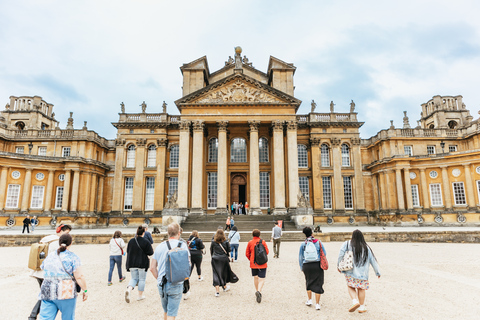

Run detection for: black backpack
[[254, 239, 268, 265]]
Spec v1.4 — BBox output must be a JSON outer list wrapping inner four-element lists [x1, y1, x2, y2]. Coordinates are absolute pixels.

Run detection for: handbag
[[114, 238, 124, 255], [338, 242, 354, 271], [58, 254, 81, 293], [229, 270, 239, 283], [319, 242, 329, 270]]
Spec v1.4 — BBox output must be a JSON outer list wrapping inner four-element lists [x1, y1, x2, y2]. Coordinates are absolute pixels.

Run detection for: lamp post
[[440, 140, 445, 154], [28, 142, 33, 155]]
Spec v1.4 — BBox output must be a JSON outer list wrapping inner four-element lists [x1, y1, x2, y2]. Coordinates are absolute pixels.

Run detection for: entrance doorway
[[230, 173, 247, 207]]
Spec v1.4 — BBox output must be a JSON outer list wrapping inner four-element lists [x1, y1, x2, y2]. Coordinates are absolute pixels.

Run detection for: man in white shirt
[[271, 221, 282, 259], [150, 222, 190, 320], [29, 224, 72, 320]]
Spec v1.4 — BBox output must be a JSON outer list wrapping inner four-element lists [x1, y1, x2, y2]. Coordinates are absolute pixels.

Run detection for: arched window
[[230, 138, 246, 162], [320, 144, 330, 167], [208, 138, 218, 163], [147, 145, 156, 167], [126, 144, 135, 167], [341, 144, 350, 166], [170, 145, 179, 168], [259, 137, 269, 163], [297, 144, 308, 168]]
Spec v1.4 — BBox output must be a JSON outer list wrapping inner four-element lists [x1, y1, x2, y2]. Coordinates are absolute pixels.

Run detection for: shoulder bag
[[114, 238, 124, 255], [338, 241, 354, 271], [319, 241, 329, 270], [58, 254, 81, 293]]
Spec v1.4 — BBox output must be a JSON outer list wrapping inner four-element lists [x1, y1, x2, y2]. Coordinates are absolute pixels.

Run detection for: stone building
[[1, 47, 479, 228]]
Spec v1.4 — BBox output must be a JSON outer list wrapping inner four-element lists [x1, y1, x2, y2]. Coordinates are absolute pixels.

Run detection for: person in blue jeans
[[228, 226, 240, 262], [108, 230, 126, 286]]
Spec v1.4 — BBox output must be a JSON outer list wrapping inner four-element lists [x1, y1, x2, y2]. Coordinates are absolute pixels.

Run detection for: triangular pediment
[[175, 73, 301, 107]]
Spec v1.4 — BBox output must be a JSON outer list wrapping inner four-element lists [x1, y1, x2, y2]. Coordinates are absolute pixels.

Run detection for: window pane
[[449, 145, 457, 152], [145, 177, 155, 210], [126, 145, 135, 167], [322, 177, 332, 209], [343, 176, 353, 209], [231, 138, 247, 163], [168, 177, 178, 195], [16, 147, 24, 154], [411, 185, 420, 207], [260, 172, 270, 208], [430, 184, 442, 206], [55, 186, 64, 209], [259, 138, 269, 163], [170, 145, 179, 168], [30, 185, 45, 208], [299, 176, 309, 201], [427, 145, 435, 155], [62, 147, 71, 157], [6, 184, 20, 208], [207, 172, 217, 208], [124, 177, 134, 210], [38, 147, 47, 156], [147, 145, 156, 167], [341, 144, 350, 166], [297, 145, 308, 168], [208, 138, 218, 163], [453, 182, 466, 205], [321, 144, 330, 167], [404, 146, 412, 156]]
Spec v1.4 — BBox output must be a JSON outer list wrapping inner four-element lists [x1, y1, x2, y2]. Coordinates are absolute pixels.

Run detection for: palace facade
[[1, 47, 479, 228]]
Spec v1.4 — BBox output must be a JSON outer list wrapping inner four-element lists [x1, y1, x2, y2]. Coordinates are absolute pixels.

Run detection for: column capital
[[403, 167, 410, 172], [351, 137, 361, 145], [309, 137, 321, 146], [157, 138, 168, 147], [1, 166, 10, 171], [217, 120, 229, 132], [286, 120, 297, 131], [418, 167, 426, 172], [136, 138, 147, 146], [248, 120, 260, 131], [115, 139, 126, 146], [440, 165, 449, 170], [271, 120, 284, 132], [179, 120, 191, 131], [395, 168, 402, 173], [48, 169, 55, 173], [25, 168, 33, 173], [192, 120, 205, 132], [331, 137, 341, 146], [462, 162, 471, 167]]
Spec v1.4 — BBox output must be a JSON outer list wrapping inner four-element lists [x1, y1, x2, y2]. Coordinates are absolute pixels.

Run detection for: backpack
[[165, 240, 190, 284], [254, 239, 268, 265], [28, 239, 57, 271], [304, 239, 319, 262], [188, 237, 197, 250]]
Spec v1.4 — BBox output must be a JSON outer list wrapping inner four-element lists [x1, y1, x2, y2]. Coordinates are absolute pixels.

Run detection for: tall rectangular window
[[259, 172, 270, 208], [299, 176, 309, 200], [62, 147, 71, 157], [297, 145, 308, 168], [55, 186, 64, 209], [147, 146, 156, 167], [320, 144, 330, 167], [169, 145, 179, 168], [16, 146, 24, 154], [30, 185, 45, 209], [6, 184, 20, 208], [207, 172, 217, 208], [411, 185, 420, 207], [477, 181, 480, 205], [168, 177, 178, 195], [427, 145, 435, 155], [322, 176, 332, 209], [404, 145, 413, 156], [343, 176, 353, 209], [124, 177, 134, 210], [429, 183, 443, 206], [38, 147, 47, 156], [452, 182, 466, 205], [145, 177, 155, 210]]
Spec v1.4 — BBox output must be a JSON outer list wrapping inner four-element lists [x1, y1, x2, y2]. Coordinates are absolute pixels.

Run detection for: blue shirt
[[40, 250, 81, 300], [228, 231, 240, 244], [337, 241, 381, 280], [153, 239, 190, 285], [298, 238, 326, 270]]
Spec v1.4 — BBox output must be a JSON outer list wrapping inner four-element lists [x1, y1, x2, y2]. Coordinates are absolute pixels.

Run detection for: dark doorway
[[239, 185, 246, 205], [230, 173, 247, 206]]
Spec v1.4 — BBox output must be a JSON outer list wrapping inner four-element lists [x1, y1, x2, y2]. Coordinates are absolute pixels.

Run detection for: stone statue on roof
[[120, 102, 125, 113], [162, 101, 167, 113], [311, 100, 316, 113], [330, 101, 335, 112], [141, 101, 147, 113], [350, 100, 355, 113]]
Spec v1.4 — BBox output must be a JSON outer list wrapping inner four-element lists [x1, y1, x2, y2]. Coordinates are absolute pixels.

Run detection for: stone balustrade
[[296, 113, 358, 124]]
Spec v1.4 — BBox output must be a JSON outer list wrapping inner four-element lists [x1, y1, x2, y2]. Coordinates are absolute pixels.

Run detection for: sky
[[1, 0, 479, 140]]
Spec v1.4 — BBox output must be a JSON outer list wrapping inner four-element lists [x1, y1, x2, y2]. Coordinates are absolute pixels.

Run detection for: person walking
[[246, 229, 269, 303], [271, 221, 282, 258], [23, 215, 31, 233], [38, 233, 88, 319], [29, 224, 72, 320], [228, 226, 240, 262], [210, 229, 231, 297], [31, 216, 38, 232], [125, 226, 154, 303], [225, 217, 231, 231], [143, 224, 154, 245], [108, 231, 126, 286], [187, 230, 205, 281], [337, 229, 381, 314], [230, 217, 235, 230], [150, 222, 190, 320], [245, 202, 249, 215], [231, 203, 235, 215], [299, 226, 326, 311]]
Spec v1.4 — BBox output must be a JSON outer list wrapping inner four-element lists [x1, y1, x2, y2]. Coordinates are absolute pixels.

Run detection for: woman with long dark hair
[[125, 226, 154, 303], [38, 233, 88, 319], [337, 229, 380, 314], [210, 229, 231, 297], [108, 230, 126, 286]]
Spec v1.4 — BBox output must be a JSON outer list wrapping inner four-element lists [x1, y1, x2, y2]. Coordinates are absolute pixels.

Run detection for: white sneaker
[[215, 292, 219, 297], [223, 285, 230, 292], [305, 299, 312, 306], [315, 304, 321, 310], [125, 287, 131, 303], [358, 305, 367, 313], [137, 295, 145, 301], [198, 276, 204, 281], [183, 291, 191, 300]]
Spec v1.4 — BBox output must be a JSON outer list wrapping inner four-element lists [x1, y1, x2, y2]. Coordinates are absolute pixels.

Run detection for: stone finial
[[140, 101, 147, 113], [389, 120, 395, 129], [51, 112, 55, 118], [66, 112, 74, 129], [403, 111, 410, 129], [330, 101, 335, 113], [234, 46, 243, 70], [83, 121, 87, 130], [350, 100, 356, 113], [120, 102, 125, 113], [311, 100, 316, 113], [5, 103, 10, 110], [162, 101, 167, 113], [416, 120, 421, 128]]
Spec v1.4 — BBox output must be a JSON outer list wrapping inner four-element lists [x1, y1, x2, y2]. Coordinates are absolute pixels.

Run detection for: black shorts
[[251, 268, 267, 278]]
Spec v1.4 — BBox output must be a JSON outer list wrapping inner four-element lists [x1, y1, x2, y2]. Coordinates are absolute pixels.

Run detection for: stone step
[[181, 221, 297, 231], [185, 214, 291, 222], [180, 231, 305, 242]]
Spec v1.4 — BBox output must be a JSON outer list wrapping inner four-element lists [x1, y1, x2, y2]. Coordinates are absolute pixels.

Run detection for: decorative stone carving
[[248, 120, 260, 131], [225, 56, 234, 66], [179, 120, 191, 131], [162, 101, 167, 113], [297, 189, 311, 208], [331, 137, 341, 146], [242, 56, 253, 67], [192, 120, 204, 131], [452, 168, 461, 177], [83, 121, 87, 130], [136, 138, 146, 146], [351, 137, 361, 145], [140, 101, 147, 113], [234, 46, 242, 69], [403, 111, 410, 128], [390, 120, 395, 129], [5, 103, 10, 110], [217, 120, 229, 132], [350, 100, 355, 113], [330, 101, 335, 112], [66, 112, 74, 129], [196, 79, 281, 104], [157, 138, 168, 147], [120, 102, 125, 113], [309, 137, 321, 146], [271, 120, 284, 131], [409, 172, 417, 179], [286, 120, 297, 131], [164, 191, 178, 209], [311, 100, 316, 112], [115, 139, 126, 146]]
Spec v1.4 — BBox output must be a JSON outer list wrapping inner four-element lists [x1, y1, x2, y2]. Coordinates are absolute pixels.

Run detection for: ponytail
[[57, 233, 73, 255]]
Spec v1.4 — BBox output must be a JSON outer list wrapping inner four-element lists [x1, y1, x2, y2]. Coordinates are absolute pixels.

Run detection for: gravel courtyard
[[2, 240, 479, 320]]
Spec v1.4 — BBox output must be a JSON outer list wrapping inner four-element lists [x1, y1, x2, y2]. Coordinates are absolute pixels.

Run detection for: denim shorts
[[158, 282, 183, 317]]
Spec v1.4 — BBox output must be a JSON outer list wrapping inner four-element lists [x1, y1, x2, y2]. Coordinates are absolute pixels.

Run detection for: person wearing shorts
[[245, 229, 269, 303]]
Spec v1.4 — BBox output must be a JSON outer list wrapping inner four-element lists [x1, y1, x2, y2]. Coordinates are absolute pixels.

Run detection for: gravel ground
[[2, 240, 479, 320]]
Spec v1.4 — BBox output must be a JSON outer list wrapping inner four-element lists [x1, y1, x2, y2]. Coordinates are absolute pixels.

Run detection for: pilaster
[[44, 170, 55, 213], [331, 138, 343, 211], [97, 176, 104, 212], [286, 120, 299, 209], [133, 140, 146, 212], [21, 168, 33, 212], [404, 168, 413, 210], [463, 164, 475, 207], [112, 141, 125, 212], [89, 173, 97, 212], [0, 167, 9, 210], [395, 168, 405, 210], [310, 138, 322, 210], [441, 166, 452, 209], [62, 170, 72, 212], [419, 168, 430, 209], [70, 170, 80, 212], [352, 139, 365, 210], [154, 138, 167, 212], [178, 120, 191, 209]]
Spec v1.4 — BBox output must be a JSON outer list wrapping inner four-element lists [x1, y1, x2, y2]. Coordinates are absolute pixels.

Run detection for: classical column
[[404, 168, 413, 210], [286, 120, 299, 209], [248, 121, 261, 215], [44, 170, 55, 213], [463, 164, 475, 208], [62, 170, 72, 212], [178, 120, 191, 209], [395, 168, 405, 210], [216, 121, 228, 214], [89, 173, 97, 212], [372, 174, 379, 211], [385, 169, 393, 209], [272, 120, 286, 214], [0, 166, 9, 210], [419, 168, 430, 209], [70, 170, 80, 212], [441, 166, 452, 209], [379, 170, 387, 210], [21, 169, 33, 212], [309, 138, 322, 210], [97, 176, 104, 212], [154, 138, 167, 212], [331, 138, 343, 211], [133, 140, 146, 213], [191, 121, 205, 214], [112, 141, 125, 212], [83, 172, 91, 212], [352, 138, 365, 211]]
